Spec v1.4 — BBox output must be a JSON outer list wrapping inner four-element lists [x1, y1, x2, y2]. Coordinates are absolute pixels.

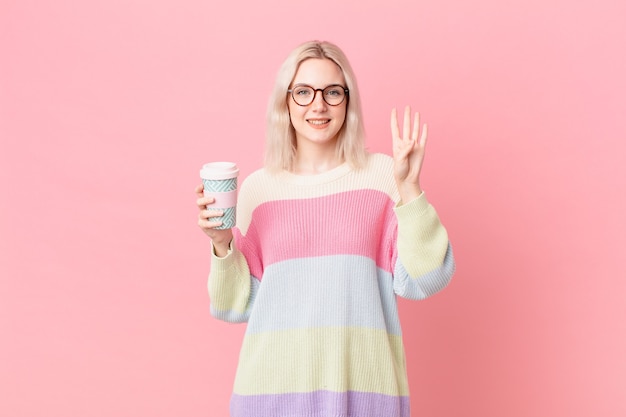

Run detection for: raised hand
[[391, 106, 428, 202]]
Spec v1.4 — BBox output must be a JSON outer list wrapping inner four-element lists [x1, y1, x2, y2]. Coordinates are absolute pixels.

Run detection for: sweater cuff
[[393, 191, 429, 218], [210, 240, 236, 272]]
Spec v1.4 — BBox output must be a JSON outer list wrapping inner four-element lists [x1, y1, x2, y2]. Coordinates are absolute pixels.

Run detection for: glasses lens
[[322, 85, 346, 106], [292, 86, 315, 106]]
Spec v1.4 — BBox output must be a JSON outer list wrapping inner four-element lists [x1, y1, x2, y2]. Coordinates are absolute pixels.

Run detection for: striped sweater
[[208, 153, 455, 417]]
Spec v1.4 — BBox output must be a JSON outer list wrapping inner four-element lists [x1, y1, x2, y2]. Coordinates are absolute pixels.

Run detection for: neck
[[292, 144, 343, 175]]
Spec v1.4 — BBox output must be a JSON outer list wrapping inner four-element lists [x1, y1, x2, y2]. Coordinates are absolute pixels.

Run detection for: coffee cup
[[200, 162, 239, 230]]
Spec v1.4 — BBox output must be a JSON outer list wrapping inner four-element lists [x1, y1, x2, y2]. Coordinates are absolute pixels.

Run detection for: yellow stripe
[[233, 327, 409, 396]]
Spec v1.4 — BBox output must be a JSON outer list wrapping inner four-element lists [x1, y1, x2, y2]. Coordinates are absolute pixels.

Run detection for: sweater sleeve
[[392, 192, 455, 300], [208, 241, 259, 323]]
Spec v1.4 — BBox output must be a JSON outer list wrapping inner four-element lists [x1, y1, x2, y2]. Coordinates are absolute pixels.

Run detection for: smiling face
[[288, 58, 347, 151]]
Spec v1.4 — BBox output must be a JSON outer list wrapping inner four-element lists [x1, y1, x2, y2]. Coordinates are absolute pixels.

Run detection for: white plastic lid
[[200, 162, 239, 180]]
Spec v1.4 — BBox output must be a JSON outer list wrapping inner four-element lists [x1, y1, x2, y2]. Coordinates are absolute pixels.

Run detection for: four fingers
[[391, 106, 428, 185], [391, 106, 427, 144]]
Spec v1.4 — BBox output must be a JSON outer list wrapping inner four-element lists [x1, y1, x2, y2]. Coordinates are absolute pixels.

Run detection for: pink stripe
[[234, 189, 398, 280], [204, 189, 237, 208]]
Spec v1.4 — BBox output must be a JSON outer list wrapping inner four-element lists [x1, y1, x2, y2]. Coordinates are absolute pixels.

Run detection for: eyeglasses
[[287, 84, 349, 106]]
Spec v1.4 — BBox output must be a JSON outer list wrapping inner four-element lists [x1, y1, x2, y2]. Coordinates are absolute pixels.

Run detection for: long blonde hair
[[264, 41, 367, 173]]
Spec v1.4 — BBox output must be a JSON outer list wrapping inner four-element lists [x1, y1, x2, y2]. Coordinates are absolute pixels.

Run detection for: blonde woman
[[195, 40, 455, 417]]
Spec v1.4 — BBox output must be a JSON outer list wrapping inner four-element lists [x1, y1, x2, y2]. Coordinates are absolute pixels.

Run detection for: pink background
[[2, 0, 625, 416]]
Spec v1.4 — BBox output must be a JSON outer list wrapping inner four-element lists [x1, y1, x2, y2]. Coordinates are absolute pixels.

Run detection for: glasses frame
[[287, 84, 349, 107]]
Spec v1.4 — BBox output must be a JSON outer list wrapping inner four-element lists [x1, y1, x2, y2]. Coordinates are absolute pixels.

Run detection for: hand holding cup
[[196, 162, 239, 256]]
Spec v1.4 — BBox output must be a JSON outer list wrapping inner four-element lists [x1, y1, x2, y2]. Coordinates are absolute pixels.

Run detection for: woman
[[195, 40, 455, 417]]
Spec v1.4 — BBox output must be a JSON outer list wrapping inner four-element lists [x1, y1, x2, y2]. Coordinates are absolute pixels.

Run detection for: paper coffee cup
[[200, 162, 239, 229]]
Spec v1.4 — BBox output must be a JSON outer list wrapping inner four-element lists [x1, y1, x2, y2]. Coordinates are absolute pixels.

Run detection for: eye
[[325, 87, 344, 97], [294, 87, 312, 96]]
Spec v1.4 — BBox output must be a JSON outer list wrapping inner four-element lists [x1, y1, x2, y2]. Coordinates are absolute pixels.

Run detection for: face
[[288, 58, 347, 149]]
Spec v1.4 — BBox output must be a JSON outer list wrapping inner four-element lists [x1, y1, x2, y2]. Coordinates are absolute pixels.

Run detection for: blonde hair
[[264, 40, 367, 173]]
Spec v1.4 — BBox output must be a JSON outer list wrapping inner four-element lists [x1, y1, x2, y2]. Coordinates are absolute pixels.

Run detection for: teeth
[[308, 120, 330, 125]]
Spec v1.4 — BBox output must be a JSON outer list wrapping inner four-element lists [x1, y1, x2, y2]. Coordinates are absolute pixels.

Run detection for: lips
[[307, 119, 331, 126]]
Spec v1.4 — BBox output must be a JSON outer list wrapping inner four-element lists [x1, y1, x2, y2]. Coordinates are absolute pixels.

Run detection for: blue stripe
[[393, 243, 455, 299], [244, 255, 402, 335]]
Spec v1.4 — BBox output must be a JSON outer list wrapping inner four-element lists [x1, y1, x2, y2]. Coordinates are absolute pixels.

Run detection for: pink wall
[[1, 0, 625, 416]]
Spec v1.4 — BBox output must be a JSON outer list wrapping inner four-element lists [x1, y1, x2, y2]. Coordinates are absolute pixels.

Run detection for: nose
[[310, 89, 327, 110]]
